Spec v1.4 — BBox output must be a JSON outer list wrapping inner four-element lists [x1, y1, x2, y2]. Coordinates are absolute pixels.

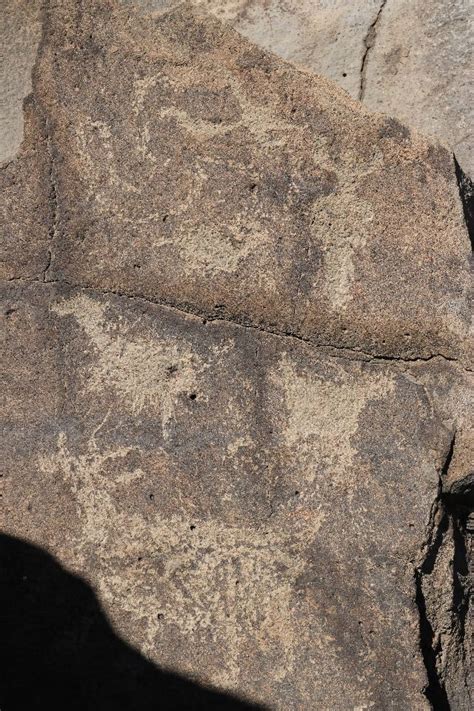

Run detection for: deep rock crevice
[[454, 154, 474, 252], [415, 435, 473, 710], [415, 564, 450, 710]]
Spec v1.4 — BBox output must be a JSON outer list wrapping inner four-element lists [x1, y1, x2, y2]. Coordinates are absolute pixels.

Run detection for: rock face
[[0, 0, 42, 164], [360, 0, 474, 178], [2, 1, 472, 361], [165, 0, 474, 177], [2, 0, 473, 178], [1, 2, 473, 709]]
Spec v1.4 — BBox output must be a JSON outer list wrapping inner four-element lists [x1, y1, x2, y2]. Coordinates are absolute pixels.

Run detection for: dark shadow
[[0, 533, 266, 711], [454, 154, 474, 251]]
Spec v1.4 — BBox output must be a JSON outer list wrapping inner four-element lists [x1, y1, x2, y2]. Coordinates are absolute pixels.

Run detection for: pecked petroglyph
[[52, 294, 204, 433]]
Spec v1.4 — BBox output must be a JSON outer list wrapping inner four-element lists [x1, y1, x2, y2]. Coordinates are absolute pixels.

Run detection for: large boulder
[[1, 2, 471, 362], [1, 2, 472, 709], [2, 0, 473, 177], [133, 0, 474, 177]]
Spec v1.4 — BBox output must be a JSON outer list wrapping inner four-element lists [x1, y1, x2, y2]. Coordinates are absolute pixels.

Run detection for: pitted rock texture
[[1, 2, 473, 710], [136, 0, 474, 177], [2, 279, 472, 709], [1, 1, 471, 363], [2, 0, 473, 178]]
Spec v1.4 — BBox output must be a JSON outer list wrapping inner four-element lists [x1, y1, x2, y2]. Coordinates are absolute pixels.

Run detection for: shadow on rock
[[0, 533, 265, 711]]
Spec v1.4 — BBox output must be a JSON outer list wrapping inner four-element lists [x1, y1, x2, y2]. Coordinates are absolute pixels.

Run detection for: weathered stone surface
[[2, 279, 471, 708], [0, 98, 51, 280], [362, 0, 474, 178], [2, 0, 473, 177], [129, 0, 380, 99], [4, 1, 471, 363], [171, 0, 474, 177], [1, 2, 473, 709], [0, 0, 42, 164]]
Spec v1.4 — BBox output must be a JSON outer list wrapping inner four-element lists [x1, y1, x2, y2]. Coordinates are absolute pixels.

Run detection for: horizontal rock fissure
[[2, 274, 464, 368]]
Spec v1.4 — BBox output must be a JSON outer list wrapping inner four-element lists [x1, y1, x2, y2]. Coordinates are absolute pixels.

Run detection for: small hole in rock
[[149, 493, 154, 501], [190, 524, 196, 531], [342, 72, 347, 77], [189, 393, 197, 401]]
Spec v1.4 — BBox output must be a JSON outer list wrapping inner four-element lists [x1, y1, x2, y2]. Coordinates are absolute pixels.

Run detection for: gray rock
[[362, 0, 474, 178], [0, 0, 41, 164]]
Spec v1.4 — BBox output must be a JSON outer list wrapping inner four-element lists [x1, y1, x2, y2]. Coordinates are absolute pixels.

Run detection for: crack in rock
[[415, 434, 473, 709], [43, 121, 58, 283], [1, 275, 467, 370], [359, 0, 388, 101]]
